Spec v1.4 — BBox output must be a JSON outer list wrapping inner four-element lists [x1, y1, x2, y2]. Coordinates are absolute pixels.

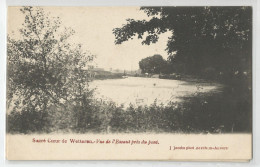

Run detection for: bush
[[7, 84, 252, 134]]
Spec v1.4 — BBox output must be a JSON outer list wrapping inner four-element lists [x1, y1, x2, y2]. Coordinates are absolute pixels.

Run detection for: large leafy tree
[[7, 7, 94, 132], [113, 7, 252, 77], [139, 54, 167, 74]]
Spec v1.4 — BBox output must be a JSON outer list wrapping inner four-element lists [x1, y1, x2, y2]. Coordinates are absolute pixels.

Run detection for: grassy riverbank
[[95, 73, 123, 80], [7, 79, 251, 134]]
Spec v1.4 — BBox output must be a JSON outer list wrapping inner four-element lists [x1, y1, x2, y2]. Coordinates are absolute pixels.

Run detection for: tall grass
[[7, 83, 251, 134]]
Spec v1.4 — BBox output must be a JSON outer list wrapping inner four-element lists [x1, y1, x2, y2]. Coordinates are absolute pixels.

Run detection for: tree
[[113, 7, 252, 133], [139, 54, 167, 74], [7, 7, 94, 132], [113, 7, 252, 78]]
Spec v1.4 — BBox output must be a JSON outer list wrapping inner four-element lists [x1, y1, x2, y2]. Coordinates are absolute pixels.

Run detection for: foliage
[[139, 54, 168, 74], [7, 85, 252, 134], [7, 6, 252, 134], [113, 7, 252, 78], [7, 7, 94, 133]]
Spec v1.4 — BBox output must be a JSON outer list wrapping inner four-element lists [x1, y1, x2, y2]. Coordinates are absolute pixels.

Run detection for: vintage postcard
[[6, 6, 252, 161]]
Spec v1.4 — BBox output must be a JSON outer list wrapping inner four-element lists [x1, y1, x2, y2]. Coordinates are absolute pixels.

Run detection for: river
[[90, 77, 221, 107]]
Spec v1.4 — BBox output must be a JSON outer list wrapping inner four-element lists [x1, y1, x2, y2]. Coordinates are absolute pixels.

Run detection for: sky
[[8, 7, 171, 71]]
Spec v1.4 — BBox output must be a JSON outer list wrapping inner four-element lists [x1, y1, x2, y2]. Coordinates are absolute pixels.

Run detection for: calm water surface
[[90, 77, 221, 107]]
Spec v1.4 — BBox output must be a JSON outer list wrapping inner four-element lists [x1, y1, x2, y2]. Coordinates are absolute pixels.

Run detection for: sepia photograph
[[6, 6, 253, 160]]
